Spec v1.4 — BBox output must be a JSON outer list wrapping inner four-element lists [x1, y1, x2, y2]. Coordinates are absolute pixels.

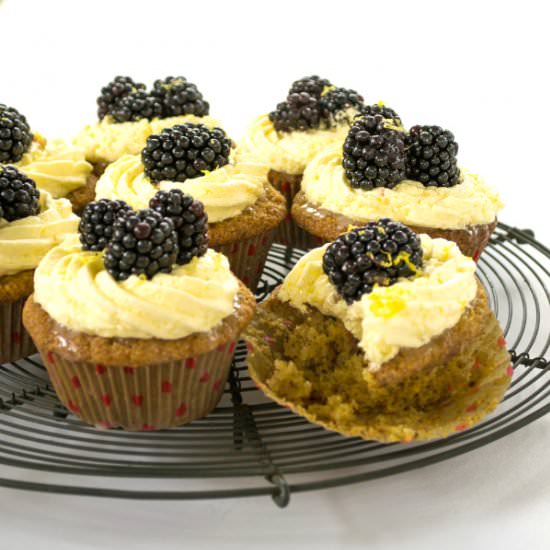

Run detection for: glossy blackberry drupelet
[[360, 103, 403, 128], [320, 87, 364, 123], [142, 123, 231, 183], [149, 189, 209, 265], [151, 76, 210, 118], [343, 115, 406, 190], [0, 104, 33, 163], [110, 91, 163, 123], [96, 76, 146, 120], [322, 219, 423, 304], [78, 199, 133, 252], [406, 125, 460, 187], [0, 166, 40, 222], [104, 209, 179, 281], [269, 92, 322, 132], [289, 75, 332, 98]]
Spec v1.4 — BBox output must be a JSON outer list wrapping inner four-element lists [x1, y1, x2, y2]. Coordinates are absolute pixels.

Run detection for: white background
[[1, 0, 549, 548]]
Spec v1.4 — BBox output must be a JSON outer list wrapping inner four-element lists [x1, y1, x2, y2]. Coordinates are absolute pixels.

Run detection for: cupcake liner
[[213, 230, 275, 292], [268, 170, 311, 248], [268, 170, 303, 208], [246, 297, 512, 443], [276, 215, 325, 252], [38, 342, 236, 431], [0, 298, 36, 363]]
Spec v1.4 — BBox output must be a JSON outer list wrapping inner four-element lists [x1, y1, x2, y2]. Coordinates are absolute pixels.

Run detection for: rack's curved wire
[[0, 222, 549, 507]]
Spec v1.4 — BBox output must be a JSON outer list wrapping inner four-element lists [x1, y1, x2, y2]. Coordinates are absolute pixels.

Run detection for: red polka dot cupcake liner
[[268, 172, 316, 250], [276, 212, 325, 252], [39, 343, 236, 431], [0, 297, 36, 363], [214, 230, 275, 292]]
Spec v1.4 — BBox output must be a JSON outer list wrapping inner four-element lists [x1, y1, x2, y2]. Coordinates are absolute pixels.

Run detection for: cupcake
[[95, 123, 286, 291], [238, 76, 365, 248], [292, 110, 503, 259], [0, 166, 79, 363], [74, 76, 221, 177], [0, 104, 94, 214], [23, 196, 255, 431], [245, 220, 511, 442]]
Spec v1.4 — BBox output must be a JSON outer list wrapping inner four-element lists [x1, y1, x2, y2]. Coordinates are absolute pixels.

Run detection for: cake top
[[0, 166, 79, 277], [34, 234, 239, 340], [95, 123, 268, 224], [32, 191, 238, 340], [279, 220, 477, 368]]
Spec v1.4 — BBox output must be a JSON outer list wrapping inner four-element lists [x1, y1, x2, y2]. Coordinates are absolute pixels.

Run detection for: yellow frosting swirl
[[95, 153, 267, 223], [237, 114, 352, 175], [279, 235, 477, 368], [302, 142, 503, 229], [74, 115, 222, 164], [34, 235, 239, 339], [0, 192, 79, 277], [2, 137, 92, 198]]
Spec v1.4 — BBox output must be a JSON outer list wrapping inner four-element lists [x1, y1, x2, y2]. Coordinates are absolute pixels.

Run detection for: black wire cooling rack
[[0, 222, 549, 507]]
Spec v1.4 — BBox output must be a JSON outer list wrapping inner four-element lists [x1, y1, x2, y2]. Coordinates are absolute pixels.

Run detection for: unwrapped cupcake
[[23, 195, 255, 431], [74, 76, 221, 176], [292, 109, 503, 259], [245, 219, 512, 442], [0, 166, 79, 362], [238, 76, 365, 248], [0, 104, 94, 213], [95, 123, 286, 291]]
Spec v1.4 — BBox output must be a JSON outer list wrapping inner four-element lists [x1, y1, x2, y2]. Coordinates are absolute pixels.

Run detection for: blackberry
[[269, 92, 321, 132], [322, 219, 423, 304], [289, 75, 332, 98], [97, 76, 145, 120], [104, 209, 178, 281], [406, 125, 460, 187], [0, 104, 33, 163], [149, 189, 209, 265], [110, 91, 163, 123], [151, 76, 209, 118], [79, 199, 133, 251], [0, 166, 40, 222], [360, 103, 403, 128], [142, 123, 231, 183], [320, 87, 364, 124], [343, 115, 406, 190]]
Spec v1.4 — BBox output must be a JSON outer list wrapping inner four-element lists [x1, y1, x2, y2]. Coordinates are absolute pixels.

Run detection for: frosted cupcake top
[[74, 114, 222, 164], [238, 75, 366, 174], [96, 122, 268, 224], [95, 153, 267, 223], [301, 142, 503, 229], [0, 191, 79, 277], [238, 114, 352, 175], [279, 228, 477, 369], [34, 235, 239, 340], [74, 75, 220, 164], [5, 135, 92, 198], [0, 104, 91, 198]]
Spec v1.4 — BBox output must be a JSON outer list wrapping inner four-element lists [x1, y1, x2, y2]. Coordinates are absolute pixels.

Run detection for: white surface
[[1, 0, 549, 548]]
